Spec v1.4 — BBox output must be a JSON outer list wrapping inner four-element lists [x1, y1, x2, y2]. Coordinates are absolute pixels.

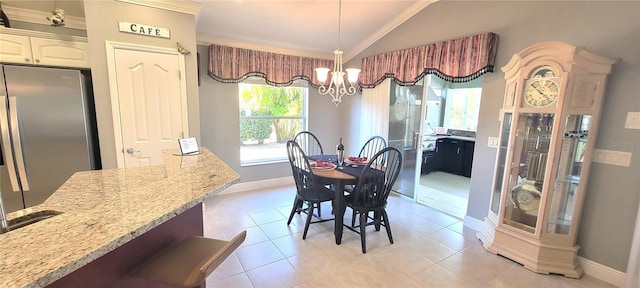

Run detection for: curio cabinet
[[476, 41, 618, 278]]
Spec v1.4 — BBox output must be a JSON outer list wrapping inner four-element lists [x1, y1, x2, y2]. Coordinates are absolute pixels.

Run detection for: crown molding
[[115, 0, 201, 15], [2, 6, 86, 30], [344, 0, 438, 62]]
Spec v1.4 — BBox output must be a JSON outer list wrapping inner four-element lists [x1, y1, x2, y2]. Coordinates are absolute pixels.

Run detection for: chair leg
[[359, 211, 367, 253], [317, 203, 322, 218], [382, 210, 393, 244], [374, 211, 381, 231], [351, 209, 357, 227], [287, 198, 302, 225], [302, 202, 315, 239]]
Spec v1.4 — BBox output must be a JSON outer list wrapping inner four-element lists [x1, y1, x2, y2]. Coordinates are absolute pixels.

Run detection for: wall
[[84, 1, 199, 169], [345, 1, 639, 272], [197, 45, 345, 183]]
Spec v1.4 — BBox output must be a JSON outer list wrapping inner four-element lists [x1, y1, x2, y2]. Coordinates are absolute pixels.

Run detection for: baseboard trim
[[578, 256, 625, 287], [463, 216, 625, 287], [463, 215, 484, 232], [219, 176, 294, 194]]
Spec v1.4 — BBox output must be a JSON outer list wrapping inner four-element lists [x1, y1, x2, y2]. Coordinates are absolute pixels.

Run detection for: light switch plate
[[488, 137, 499, 148], [625, 112, 640, 129], [593, 149, 632, 167]]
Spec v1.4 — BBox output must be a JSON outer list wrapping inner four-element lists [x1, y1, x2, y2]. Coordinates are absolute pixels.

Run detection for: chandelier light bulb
[[315, 68, 330, 84]]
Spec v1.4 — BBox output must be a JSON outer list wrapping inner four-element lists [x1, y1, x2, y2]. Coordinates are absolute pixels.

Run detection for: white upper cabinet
[[0, 33, 32, 64], [0, 28, 90, 68], [30, 37, 89, 68]]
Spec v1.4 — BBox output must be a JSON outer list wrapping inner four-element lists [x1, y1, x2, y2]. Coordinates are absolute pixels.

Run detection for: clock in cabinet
[[476, 41, 619, 278]]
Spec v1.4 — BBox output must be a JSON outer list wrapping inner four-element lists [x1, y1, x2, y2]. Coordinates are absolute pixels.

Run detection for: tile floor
[[418, 172, 471, 219], [202, 185, 615, 288]]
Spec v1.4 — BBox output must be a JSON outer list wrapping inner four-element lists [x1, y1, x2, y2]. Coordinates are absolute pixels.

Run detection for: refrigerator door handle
[[8, 97, 29, 192], [0, 96, 20, 192]]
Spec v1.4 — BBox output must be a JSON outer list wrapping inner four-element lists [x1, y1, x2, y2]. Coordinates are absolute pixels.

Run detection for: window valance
[[208, 44, 332, 87], [359, 32, 499, 89]]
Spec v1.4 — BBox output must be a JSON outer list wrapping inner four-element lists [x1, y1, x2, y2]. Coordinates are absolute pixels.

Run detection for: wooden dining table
[[308, 155, 361, 245]]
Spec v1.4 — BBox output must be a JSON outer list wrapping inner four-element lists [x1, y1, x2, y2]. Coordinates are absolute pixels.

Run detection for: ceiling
[[1, 0, 436, 61], [194, 0, 436, 61]]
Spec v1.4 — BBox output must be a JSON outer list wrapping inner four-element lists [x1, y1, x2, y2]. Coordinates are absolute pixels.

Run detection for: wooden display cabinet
[[476, 41, 618, 278]]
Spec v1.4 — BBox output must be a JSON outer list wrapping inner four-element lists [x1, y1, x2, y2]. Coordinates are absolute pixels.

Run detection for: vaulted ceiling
[[194, 0, 436, 60], [1, 0, 437, 60]]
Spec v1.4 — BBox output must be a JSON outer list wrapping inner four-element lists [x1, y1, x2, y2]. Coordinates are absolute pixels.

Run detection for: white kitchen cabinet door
[[0, 33, 33, 64], [29, 37, 90, 68]]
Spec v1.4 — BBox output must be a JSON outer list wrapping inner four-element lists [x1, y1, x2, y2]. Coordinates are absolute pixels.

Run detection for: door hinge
[[178, 70, 182, 79]]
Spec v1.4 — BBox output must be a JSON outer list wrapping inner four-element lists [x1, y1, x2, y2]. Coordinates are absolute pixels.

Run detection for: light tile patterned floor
[[418, 172, 470, 219], [202, 185, 615, 288]]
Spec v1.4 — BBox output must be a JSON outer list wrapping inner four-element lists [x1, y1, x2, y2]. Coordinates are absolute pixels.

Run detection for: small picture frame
[[178, 137, 201, 155]]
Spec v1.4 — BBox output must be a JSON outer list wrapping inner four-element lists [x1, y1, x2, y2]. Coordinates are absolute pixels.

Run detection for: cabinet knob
[[35, 59, 40, 63], [24, 58, 30, 62]]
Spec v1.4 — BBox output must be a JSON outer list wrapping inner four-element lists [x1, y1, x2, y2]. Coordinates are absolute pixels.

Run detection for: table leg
[[334, 179, 346, 245]]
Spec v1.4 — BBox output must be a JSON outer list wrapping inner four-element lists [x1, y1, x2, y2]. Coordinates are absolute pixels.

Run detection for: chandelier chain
[[337, 0, 341, 50]]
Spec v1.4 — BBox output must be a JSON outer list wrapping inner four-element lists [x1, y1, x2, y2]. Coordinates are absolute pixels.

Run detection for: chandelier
[[315, 0, 361, 106]]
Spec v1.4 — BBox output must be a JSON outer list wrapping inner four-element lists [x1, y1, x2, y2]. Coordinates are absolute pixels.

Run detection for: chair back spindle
[[358, 136, 387, 165], [293, 131, 324, 156]]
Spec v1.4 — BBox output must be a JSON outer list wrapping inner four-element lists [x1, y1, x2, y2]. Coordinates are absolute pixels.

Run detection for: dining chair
[[293, 131, 324, 156], [345, 147, 402, 253], [293, 131, 329, 216], [357, 135, 387, 164], [344, 135, 387, 194], [286, 140, 335, 239]]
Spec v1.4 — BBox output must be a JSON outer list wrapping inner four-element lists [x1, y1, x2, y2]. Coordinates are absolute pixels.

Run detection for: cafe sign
[[118, 21, 170, 39]]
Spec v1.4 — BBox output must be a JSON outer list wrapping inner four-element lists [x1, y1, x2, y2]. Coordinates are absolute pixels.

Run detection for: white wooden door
[[110, 46, 187, 168]]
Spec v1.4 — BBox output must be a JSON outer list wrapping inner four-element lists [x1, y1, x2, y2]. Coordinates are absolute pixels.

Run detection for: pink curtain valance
[[208, 44, 332, 87], [360, 32, 499, 89]]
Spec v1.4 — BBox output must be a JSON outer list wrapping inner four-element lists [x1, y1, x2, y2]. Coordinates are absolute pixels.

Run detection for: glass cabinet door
[[547, 115, 591, 235], [503, 113, 555, 233], [491, 113, 512, 215]]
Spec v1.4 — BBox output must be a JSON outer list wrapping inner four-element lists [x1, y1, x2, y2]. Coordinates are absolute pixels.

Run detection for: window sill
[[240, 159, 288, 167]]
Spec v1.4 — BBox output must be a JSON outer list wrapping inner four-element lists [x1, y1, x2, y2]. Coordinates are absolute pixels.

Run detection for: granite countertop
[[0, 148, 240, 288]]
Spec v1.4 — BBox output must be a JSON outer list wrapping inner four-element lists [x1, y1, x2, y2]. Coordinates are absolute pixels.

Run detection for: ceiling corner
[[344, 0, 438, 62]]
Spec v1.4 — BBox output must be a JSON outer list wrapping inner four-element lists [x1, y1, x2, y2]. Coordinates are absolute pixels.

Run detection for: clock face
[[524, 78, 560, 108], [393, 94, 408, 121]]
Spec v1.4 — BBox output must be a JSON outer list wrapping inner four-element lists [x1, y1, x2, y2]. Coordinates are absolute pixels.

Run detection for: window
[[443, 87, 482, 131], [239, 81, 307, 165]]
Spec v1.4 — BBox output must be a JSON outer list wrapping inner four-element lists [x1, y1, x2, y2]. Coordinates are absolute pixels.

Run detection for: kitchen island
[[0, 148, 239, 288]]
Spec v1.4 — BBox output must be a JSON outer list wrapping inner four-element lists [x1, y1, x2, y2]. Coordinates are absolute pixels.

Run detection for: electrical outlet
[[488, 137, 499, 148], [593, 149, 632, 167], [625, 112, 640, 129]]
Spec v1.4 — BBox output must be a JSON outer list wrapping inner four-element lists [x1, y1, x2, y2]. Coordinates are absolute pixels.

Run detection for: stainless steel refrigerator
[[0, 65, 100, 213]]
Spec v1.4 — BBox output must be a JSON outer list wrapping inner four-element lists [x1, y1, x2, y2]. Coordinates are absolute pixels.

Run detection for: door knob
[[126, 148, 139, 154]]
